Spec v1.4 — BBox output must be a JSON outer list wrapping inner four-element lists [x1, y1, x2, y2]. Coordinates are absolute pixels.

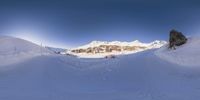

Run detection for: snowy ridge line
[[73, 40, 167, 49]]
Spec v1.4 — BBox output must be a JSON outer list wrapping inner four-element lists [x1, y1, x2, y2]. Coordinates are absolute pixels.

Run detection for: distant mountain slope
[[73, 40, 167, 49], [69, 40, 167, 58]]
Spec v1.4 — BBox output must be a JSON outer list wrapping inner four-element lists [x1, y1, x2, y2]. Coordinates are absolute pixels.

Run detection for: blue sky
[[0, 0, 200, 48]]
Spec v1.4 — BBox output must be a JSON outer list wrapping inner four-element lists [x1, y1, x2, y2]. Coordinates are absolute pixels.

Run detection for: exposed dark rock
[[169, 29, 187, 49]]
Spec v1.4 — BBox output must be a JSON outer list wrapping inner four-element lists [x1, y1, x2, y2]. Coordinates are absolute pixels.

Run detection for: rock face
[[169, 29, 187, 49]]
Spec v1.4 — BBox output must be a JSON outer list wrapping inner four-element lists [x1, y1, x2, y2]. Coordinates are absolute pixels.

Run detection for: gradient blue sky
[[0, 0, 200, 48]]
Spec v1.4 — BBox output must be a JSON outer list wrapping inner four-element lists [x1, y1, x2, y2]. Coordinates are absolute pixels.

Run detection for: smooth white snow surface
[[0, 36, 200, 100]]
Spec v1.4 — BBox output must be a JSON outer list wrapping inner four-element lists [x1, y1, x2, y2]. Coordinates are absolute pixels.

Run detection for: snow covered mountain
[[69, 40, 167, 58], [0, 36, 200, 100], [74, 40, 166, 49]]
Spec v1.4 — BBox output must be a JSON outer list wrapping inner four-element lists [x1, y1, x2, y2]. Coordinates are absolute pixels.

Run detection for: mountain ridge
[[73, 40, 167, 49], [68, 40, 167, 58]]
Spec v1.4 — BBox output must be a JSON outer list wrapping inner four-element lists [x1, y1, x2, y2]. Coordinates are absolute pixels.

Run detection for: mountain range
[[67, 40, 167, 58]]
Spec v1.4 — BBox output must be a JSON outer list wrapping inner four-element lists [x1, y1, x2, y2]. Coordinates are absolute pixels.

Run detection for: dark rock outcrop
[[169, 29, 187, 49]]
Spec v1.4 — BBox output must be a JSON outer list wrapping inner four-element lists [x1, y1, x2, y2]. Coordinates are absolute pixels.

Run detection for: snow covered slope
[[0, 36, 52, 66], [1, 48, 200, 100], [0, 36, 200, 100], [155, 37, 200, 67]]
